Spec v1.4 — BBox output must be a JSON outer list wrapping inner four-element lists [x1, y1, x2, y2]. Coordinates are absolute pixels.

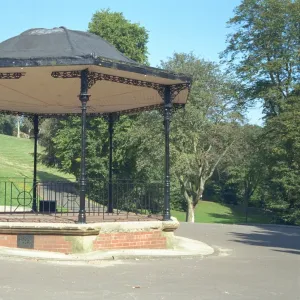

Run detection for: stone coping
[[0, 218, 179, 236]]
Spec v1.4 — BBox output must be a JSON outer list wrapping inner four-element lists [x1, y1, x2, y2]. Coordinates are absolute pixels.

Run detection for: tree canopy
[[88, 9, 149, 64], [220, 0, 300, 224], [222, 0, 300, 117]]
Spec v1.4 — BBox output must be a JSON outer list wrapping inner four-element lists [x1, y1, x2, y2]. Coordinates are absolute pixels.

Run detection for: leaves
[[222, 0, 300, 117], [88, 9, 149, 64]]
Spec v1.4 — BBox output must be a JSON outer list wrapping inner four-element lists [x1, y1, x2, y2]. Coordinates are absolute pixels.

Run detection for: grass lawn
[[0, 134, 74, 206], [172, 200, 273, 224], [0, 134, 73, 180]]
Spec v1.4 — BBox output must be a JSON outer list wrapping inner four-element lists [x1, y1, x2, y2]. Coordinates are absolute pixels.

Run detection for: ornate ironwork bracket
[[0, 72, 25, 79], [170, 83, 191, 101], [50, 70, 190, 100], [51, 70, 164, 92]]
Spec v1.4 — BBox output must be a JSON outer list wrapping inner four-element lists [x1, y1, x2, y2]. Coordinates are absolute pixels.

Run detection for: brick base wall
[[0, 234, 72, 253], [34, 235, 72, 253], [93, 231, 166, 250], [0, 234, 17, 248], [0, 230, 167, 254]]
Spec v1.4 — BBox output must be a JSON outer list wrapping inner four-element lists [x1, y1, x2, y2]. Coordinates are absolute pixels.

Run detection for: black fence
[[0, 178, 164, 218]]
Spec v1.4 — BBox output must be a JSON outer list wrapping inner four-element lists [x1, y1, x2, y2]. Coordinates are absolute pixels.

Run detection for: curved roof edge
[[0, 55, 192, 84]]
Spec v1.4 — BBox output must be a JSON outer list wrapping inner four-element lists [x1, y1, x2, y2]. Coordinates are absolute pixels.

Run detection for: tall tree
[[128, 53, 244, 222], [223, 125, 264, 221], [88, 9, 149, 64], [258, 98, 300, 224], [222, 0, 300, 117], [222, 0, 300, 224]]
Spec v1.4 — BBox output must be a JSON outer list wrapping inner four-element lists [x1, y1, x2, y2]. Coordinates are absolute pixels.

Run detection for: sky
[[0, 0, 263, 125]]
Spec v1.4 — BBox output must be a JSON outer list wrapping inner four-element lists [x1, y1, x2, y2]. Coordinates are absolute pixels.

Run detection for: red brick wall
[[93, 230, 166, 250], [0, 234, 72, 253], [0, 230, 167, 253], [0, 234, 17, 248], [34, 235, 72, 253]]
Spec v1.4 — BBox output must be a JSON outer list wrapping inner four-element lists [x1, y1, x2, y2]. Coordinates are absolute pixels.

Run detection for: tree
[[129, 53, 244, 222], [223, 125, 264, 221], [88, 9, 149, 64], [16, 116, 21, 138], [222, 0, 300, 224], [222, 0, 300, 117], [258, 98, 300, 224]]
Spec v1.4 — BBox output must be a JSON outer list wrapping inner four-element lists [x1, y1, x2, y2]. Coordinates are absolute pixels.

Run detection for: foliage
[[258, 99, 300, 224], [20, 117, 33, 135], [88, 8, 149, 64], [39, 119, 61, 166], [222, 0, 300, 224], [222, 0, 300, 117], [0, 115, 16, 136], [219, 125, 265, 221]]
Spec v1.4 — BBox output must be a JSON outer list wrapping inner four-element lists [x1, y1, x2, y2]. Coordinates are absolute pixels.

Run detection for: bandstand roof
[[0, 27, 191, 116]]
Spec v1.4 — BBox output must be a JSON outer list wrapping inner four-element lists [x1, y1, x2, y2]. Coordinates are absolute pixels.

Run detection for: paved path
[[0, 223, 299, 299], [0, 205, 31, 212]]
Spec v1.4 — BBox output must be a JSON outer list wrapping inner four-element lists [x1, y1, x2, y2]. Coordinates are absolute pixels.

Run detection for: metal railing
[[0, 178, 164, 219]]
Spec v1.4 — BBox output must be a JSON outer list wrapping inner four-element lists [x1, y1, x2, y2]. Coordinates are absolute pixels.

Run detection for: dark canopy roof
[[0, 27, 135, 63], [0, 27, 191, 116]]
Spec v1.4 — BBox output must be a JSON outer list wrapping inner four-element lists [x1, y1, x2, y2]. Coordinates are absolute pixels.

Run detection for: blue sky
[[0, 0, 263, 124]]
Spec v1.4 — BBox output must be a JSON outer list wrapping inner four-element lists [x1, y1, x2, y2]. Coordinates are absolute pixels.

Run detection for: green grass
[[172, 200, 272, 224], [0, 134, 73, 180], [0, 134, 74, 206]]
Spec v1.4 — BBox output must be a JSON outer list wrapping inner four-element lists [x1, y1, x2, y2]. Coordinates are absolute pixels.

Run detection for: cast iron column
[[108, 113, 114, 213], [32, 114, 38, 212], [78, 69, 90, 223], [163, 86, 172, 221]]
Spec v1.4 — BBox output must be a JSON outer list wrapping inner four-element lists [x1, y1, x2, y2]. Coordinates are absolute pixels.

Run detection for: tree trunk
[[198, 177, 205, 200], [186, 199, 195, 223], [244, 193, 250, 223], [17, 117, 20, 138]]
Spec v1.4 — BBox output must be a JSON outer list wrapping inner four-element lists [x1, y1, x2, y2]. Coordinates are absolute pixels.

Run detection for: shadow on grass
[[207, 213, 245, 224], [230, 225, 300, 255], [207, 204, 273, 225], [37, 171, 74, 182]]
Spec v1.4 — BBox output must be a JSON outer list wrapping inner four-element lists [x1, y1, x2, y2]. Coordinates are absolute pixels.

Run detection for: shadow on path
[[230, 225, 300, 255]]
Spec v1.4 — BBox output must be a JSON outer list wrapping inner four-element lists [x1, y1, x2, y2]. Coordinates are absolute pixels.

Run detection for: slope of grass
[[0, 134, 73, 180], [0, 134, 74, 207], [172, 200, 272, 224]]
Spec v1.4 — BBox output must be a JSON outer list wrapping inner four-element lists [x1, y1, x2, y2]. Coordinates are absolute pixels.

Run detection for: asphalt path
[[0, 223, 299, 300]]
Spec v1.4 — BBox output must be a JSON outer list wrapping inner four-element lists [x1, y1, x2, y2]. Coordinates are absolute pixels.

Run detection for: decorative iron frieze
[[170, 83, 191, 100], [103, 112, 120, 123], [51, 70, 80, 79], [0, 72, 25, 79], [51, 70, 167, 96], [51, 70, 190, 101], [0, 104, 184, 118], [88, 71, 162, 90], [115, 104, 164, 115]]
